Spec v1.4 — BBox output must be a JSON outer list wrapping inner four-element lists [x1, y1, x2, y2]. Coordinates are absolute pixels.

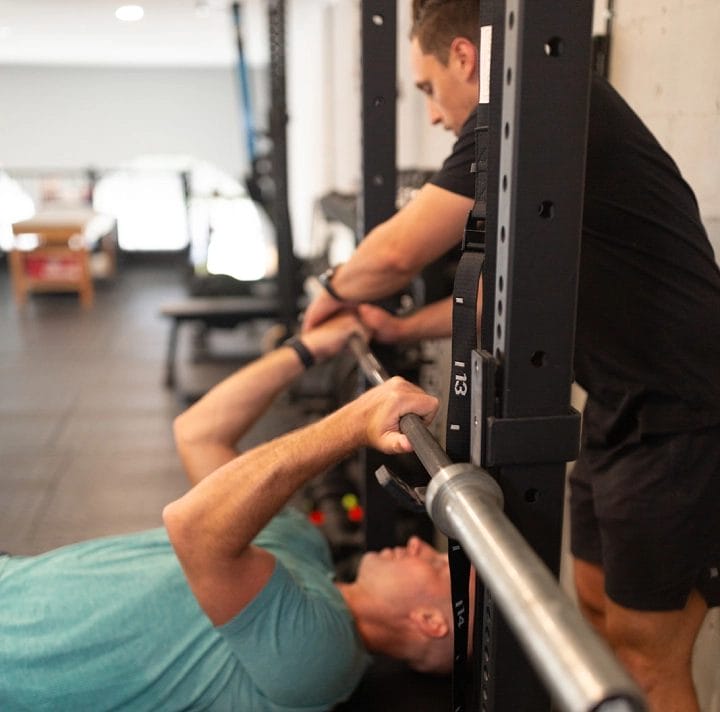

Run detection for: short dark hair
[[410, 0, 479, 64]]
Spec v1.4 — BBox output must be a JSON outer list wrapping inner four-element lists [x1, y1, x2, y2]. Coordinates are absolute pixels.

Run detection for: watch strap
[[283, 336, 316, 369]]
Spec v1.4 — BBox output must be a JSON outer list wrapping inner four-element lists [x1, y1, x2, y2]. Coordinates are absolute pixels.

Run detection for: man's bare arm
[[174, 312, 366, 487], [303, 184, 473, 331], [358, 298, 454, 344], [163, 377, 438, 625]]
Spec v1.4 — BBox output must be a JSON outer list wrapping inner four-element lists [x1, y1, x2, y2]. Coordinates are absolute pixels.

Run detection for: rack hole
[[544, 37, 563, 57], [502, 174, 508, 192], [538, 200, 555, 219], [506, 66, 512, 85], [525, 488, 540, 503], [497, 299, 503, 316], [504, 121, 510, 139], [496, 324, 502, 340], [530, 350, 547, 367], [508, 11, 514, 29], [498, 275, 504, 292], [500, 225, 506, 243]]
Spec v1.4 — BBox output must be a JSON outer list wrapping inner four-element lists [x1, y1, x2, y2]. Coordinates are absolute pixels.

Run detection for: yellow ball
[[341, 493, 358, 511]]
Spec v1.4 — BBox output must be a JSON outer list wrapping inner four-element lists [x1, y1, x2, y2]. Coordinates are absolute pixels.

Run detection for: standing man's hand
[[302, 264, 355, 333], [302, 288, 347, 333], [357, 304, 406, 343], [358, 298, 455, 344]]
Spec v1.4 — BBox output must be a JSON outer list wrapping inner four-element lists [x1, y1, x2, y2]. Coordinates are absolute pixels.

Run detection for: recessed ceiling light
[[0, 26, 12, 39], [115, 5, 144, 22]]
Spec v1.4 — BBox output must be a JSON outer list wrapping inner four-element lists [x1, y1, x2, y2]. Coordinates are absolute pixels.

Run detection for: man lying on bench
[[0, 312, 454, 712]]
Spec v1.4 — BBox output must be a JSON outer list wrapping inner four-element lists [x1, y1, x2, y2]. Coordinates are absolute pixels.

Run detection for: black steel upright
[[267, 0, 297, 332], [475, 2, 593, 710], [358, 2, 397, 240], [359, 0, 398, 551]]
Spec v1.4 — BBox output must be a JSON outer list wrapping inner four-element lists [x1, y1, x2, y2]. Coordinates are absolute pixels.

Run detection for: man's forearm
[[306, 185, 473, 329], [165, 401, 364, 564], [175, 313, 365, 487], [329, 226, 419, 303], [394, 297, 454, 342], [174, 346, 306, 487]]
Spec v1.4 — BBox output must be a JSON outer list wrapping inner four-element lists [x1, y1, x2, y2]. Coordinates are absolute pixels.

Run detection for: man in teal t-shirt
[[0, 313, 453, 711]]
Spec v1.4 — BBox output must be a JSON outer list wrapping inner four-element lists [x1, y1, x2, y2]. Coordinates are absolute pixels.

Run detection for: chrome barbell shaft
[[349, 335, 646, 712]]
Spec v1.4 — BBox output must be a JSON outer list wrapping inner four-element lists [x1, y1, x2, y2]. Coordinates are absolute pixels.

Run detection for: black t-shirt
[[431, 76, 720, 432]]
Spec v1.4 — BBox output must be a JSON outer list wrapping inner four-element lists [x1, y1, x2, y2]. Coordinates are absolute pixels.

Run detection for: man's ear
[[409, 607, 450, 639], [448, 37, 478, 80]]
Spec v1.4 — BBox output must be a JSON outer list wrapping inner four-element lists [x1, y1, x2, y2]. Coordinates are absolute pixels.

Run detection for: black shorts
[[569, 399, 720, 611]]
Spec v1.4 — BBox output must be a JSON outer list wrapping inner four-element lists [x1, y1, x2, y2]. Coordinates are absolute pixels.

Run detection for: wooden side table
[[10, 210, 113, 308]]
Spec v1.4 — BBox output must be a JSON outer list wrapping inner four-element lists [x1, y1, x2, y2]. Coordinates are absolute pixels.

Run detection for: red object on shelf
[[24, 255, 84, 281], [347, 505, 364, 523]]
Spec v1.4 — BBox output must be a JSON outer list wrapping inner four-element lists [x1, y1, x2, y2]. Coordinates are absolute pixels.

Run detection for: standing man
[[303, 0, 480, 332], [303, 2, 720, 710]]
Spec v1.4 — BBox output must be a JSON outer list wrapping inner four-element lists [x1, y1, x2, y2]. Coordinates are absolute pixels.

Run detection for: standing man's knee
[[573, 558, 607, 635], [603, 590, 707, 709]]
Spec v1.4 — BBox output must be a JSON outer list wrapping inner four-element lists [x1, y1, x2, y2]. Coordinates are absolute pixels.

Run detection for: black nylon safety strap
[[445, 237, 484, 712], [444, 76, 489, 704]]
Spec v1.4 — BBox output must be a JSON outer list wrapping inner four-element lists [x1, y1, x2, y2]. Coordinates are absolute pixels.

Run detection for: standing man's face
[[410, 36, 478, 137]]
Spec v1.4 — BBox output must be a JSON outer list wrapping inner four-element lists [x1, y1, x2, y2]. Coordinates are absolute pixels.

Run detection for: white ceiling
[[0, 0, 251, 67]]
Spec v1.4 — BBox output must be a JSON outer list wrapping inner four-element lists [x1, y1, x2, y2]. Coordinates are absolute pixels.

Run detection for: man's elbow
[[378, 243, 422, 283], [173, 412, 199, 461], [163, 499, 190, 557]]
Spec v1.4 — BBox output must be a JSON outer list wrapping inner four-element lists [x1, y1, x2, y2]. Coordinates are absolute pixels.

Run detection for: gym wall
[[285, 0, 454, 257], [0, 64, 246, 178], [608, 3, 720, 708], [610, 0, 720, 259]]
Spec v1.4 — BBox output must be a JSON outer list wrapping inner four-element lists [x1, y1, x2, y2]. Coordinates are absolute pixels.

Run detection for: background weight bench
[[160, 296, 287, 391]]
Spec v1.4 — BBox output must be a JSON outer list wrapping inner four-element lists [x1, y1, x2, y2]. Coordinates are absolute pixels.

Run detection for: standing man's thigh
[[569, 422, 720, 708], [570, 423, 720, 613]]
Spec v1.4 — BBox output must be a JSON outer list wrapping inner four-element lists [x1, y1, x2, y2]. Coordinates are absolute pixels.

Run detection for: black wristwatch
[[283, 336, 316, 370], [317, 265, 346, 302]]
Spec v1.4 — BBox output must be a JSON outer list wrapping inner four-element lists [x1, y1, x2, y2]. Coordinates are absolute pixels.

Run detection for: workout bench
[[160, 296, 286, 390]]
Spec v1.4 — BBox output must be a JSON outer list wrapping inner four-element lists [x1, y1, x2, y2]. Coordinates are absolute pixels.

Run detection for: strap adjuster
[[462, 210, 486, 252]]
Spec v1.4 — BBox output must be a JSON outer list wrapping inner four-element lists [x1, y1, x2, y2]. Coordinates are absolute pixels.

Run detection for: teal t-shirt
[[0, 509, 370, 711]]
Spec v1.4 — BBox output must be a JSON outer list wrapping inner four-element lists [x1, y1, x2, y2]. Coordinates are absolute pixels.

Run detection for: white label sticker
[[479, 25, 492, 104]]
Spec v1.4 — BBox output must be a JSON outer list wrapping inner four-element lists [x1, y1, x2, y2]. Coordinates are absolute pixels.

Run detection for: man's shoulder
[[257, 508, 330, 559], [217, 557, 369, 710]]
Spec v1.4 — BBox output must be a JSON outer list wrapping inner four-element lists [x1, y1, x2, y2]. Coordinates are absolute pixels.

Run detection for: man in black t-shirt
[[303, 2, 720, 710]]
